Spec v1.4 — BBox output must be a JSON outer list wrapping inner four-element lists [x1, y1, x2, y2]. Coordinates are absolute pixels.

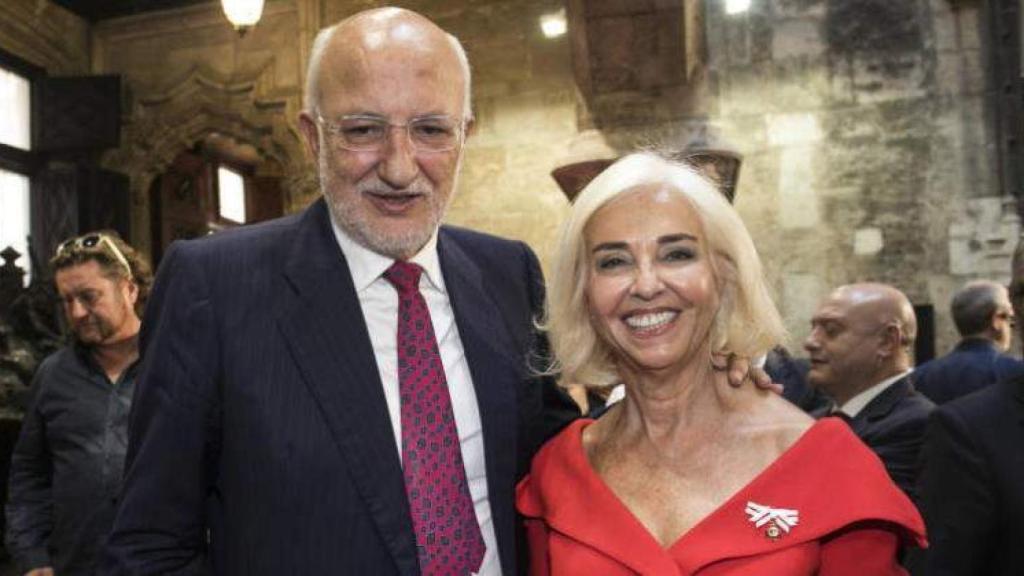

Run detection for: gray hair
[[951, 280, 1007, 337]]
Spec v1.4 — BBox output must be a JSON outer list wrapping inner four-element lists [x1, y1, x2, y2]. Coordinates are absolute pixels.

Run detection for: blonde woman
[[516, 153, 925, 575]]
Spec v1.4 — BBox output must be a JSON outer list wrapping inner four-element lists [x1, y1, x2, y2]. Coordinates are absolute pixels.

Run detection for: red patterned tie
[[384, 261, 486, 575]]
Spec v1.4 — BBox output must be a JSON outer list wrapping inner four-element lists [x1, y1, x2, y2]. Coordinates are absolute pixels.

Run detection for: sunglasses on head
[[56, 233, 132, 278]]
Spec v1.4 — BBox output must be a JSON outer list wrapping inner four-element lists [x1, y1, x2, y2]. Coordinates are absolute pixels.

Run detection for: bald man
[[101, 8, 579, 575], [804, 283, 934, 500]]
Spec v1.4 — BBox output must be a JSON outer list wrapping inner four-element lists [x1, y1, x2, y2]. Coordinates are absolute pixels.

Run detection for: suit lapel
[[275, 200, 418, 574], [852, 376, 913, 432], [438, 231, 522, 575]]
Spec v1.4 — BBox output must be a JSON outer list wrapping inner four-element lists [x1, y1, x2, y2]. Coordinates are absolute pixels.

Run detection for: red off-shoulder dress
[[516, 418, 926, 575]]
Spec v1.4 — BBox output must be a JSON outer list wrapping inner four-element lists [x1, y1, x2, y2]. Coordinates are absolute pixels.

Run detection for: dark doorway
[[149, 141, 284, 268]]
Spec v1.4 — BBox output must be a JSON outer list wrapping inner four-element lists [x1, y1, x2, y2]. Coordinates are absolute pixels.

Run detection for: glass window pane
[[217, 166, 247, 224], [0, 168, 32, 284], [0, 67, 31, 150]]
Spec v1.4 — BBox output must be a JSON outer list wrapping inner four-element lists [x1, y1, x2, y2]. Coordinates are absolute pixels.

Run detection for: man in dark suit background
[[100, 8, 581, 575], [914, 280, 1021, 405], [910, 249, 1024, 575], [804, 283, 935, 500]]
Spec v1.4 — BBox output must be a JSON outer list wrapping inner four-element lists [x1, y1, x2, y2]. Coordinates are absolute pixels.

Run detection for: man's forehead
[[814, 293, 853, 319], [327, 13, 457, 75], [56, 261, 112, 287], [318, 35, 465, 110]]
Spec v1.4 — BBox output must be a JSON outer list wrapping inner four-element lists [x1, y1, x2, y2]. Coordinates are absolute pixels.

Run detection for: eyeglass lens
[[325, 116, 460, 152]]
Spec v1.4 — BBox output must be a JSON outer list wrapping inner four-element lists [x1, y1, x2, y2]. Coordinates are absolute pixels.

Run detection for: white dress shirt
[[838, 369, 914, 418], [329, 218, 500, 576]]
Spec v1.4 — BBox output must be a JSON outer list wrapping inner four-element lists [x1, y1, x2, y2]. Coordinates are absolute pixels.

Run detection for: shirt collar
[[328, 213, 446, 294], [838, 369, 913, 418]]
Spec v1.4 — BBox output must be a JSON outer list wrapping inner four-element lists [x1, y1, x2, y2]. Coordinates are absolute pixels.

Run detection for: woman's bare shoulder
[[735, 393, 815, 454]]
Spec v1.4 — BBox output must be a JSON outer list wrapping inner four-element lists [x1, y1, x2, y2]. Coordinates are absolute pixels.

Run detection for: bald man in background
[[804, 283, 935, 500]]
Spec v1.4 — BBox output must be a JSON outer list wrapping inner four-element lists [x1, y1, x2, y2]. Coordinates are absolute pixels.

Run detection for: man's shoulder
[[439, 225, 529, 253], [894, 379, 936, 414], [941, 375, 1019, 423], [28, 345, 81, 393], [38, 345, 87, 374], [438, 225, 537, 274], [173, 209, 305, 260], [917, 344, 988, 373], [868, 377, 934, 426]]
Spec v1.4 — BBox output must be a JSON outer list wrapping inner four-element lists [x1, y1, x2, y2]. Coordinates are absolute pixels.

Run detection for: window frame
[[0, 48, 42, 283], [206, 154, 256, 232], [0, 48, 42, 175]]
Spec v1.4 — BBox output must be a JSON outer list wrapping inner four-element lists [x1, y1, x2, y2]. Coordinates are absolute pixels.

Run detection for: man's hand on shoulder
[[713, 353, 783, 395]]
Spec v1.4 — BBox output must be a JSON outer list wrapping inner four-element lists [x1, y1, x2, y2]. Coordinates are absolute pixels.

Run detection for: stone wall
[[92, 0, 315, 258], [697, 0, 1017, 353], [2, 0, 1018, 355]]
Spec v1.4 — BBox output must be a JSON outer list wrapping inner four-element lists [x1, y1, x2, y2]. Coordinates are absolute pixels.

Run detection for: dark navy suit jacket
[[100, 199, 578, 575], [847, 375, 934, 502], [911, 375, 1024, 575], [914, 338, 1023, 405]]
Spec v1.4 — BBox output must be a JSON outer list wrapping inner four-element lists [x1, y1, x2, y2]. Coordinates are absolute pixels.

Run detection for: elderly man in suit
[[910, 249, 1024, 575], [914, 280, 1021, 405], [99, 8, 583, 575], [804, 283, 935, 500]]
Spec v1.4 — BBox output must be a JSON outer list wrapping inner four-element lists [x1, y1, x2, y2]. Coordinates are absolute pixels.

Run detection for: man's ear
[[298, 112, 321, 160], [877, 323, 902, 358], [464, 116, 477, 138], [122, 278, 140, 309]]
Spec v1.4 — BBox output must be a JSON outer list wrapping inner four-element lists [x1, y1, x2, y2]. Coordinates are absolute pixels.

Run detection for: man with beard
[[6, 232, 151, 576], [804, 283, 934, 500], [102, 9, 580, 576]]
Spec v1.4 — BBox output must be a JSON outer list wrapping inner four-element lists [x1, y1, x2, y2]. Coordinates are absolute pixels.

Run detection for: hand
[[25, 568, 54, 576], [712, 353, 784, 395]]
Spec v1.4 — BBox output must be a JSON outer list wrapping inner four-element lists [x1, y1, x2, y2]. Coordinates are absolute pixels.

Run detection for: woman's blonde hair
[[544, 152, 786, 387]]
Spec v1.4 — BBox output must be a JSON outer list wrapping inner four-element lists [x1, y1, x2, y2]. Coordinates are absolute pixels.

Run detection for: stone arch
[[101, 63, 319, 255]]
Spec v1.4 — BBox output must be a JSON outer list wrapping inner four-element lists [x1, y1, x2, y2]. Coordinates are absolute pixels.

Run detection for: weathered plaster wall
[[91, 1, 315, 258], [2, 0, 1017, 355], [698, 0, 1017, 353]]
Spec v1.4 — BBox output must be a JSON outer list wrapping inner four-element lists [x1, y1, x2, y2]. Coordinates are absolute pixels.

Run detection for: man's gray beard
[[321, 172, 444, 260]]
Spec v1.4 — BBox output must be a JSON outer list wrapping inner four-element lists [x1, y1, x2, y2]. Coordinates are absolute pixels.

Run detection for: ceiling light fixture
[[540, 9, 567, 38], [221, 0, 265, 35], [725, 0, 751, 15]]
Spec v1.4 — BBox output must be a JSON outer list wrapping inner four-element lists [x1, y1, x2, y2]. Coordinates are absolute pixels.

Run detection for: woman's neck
[[608, 355, 749, 452]]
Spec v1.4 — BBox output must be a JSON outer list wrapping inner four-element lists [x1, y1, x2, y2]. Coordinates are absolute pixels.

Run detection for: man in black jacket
[[804, 283, 934, 500], [914, 280, 1021, 405], [5, 233, 150, 576], [911, 248, 1024, 575]]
